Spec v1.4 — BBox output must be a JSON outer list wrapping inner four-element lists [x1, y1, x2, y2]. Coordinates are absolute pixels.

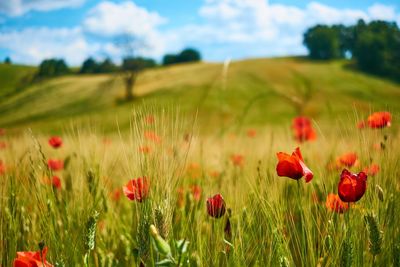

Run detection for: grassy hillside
[[0, 63, 36, 99], [0, 58, 399, 134]]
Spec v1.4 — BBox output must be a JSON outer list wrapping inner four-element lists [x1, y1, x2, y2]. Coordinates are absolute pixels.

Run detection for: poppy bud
[[149, 225, 171, 255], [375, 185, 384, 202], [206, 194, 226, 218]]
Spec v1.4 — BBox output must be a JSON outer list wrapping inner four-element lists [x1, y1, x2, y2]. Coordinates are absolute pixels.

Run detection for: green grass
[[0, 110, 399, 266], [0, 58, 400, 266]]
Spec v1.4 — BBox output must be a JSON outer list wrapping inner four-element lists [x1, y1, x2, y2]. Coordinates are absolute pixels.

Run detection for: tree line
[[303, 19, 400, 80], [33, 47, 201, 78]]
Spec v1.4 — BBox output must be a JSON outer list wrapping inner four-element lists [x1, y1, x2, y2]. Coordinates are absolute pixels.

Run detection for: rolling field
[[0, 58, 400, 266], [1, 58, 400, 134]]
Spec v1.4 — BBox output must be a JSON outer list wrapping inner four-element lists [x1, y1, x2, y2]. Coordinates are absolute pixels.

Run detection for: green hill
[[0, 63, 36, 99], [0, 58, 399, 134]]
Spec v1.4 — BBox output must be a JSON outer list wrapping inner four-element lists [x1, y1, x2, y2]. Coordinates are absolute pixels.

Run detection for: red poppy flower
[[0, 128, 5, 136], [367, 111, 391, 128], [247, 129, 257, 138], [292, 116, 317, 142], [231, 154, 244, 167], [336, 152, 358, 168], [190, 185, 202, 201], [357, 121, 366, 129], [111, 188, 122, 202], [47, 159, 64, 171], [123, 177, 149, 202], [139, 146, 151, 154], [206, 194, 226, 218], [52, 176, 61, 190], [338, 169, 367, 202], [48, 136, 62, 148], [13, 246, 53, 267], [209, 170, 220, 178], [0, 160, 6, 175], [325, 193, 349, 213], [276, 147, 313, 183], [363, 164, 380, 176], [144, 131, 161, 143], [0, 141, 6, 149], [145, 115, 155, 124]]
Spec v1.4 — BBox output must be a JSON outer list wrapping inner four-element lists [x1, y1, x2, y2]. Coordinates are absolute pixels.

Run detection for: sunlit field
[[1, 106, 399, 266]]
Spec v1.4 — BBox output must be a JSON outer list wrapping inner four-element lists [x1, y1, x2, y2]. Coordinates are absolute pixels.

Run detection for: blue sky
[[0, 0, 399, 65]]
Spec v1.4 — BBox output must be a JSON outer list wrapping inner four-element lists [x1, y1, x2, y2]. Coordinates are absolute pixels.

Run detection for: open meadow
[[1, 57, 400, 266]]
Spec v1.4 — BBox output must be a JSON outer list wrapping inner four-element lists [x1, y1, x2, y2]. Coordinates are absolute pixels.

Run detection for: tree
[[80, 57, 98, 74], [114, 34, 158, 100], [4, 57, 11, 64], [37, 59, 69, 77], [177, 48, 201, 63], [162, 48, 202, 66], [97, 58, 118, 73], [303, 25, 342, 60], [162, 54, 178, 66], [352, 20, 400, 77], [121, 57, 156, 99]]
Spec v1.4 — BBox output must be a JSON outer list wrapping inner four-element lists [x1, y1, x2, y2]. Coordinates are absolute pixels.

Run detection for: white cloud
[[0, 0, 85, 16], [170, 0, 400, 60], [368, 3, 396, 21], [82, 1, 167, 58], [1, 0, 399, 64], [0, 27, 96, 65], [83, 1, 165, 37]]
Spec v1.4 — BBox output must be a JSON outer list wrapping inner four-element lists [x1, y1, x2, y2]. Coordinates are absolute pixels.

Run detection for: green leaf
[[176, 239, 189, 254]]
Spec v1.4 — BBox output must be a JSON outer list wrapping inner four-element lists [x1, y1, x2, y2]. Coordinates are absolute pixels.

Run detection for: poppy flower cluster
[[276, 147, 313, 183], [123, 177, 149, 202], [13, 247, 53, 267], [363, 163, 379, 176], [292, 116, 317, 143], [206, 194, 226, 218], [144, 131, 161, 143], [48, 136, 62, 149], [358, 111, 392, 129], [338, 169, 367, 203]]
